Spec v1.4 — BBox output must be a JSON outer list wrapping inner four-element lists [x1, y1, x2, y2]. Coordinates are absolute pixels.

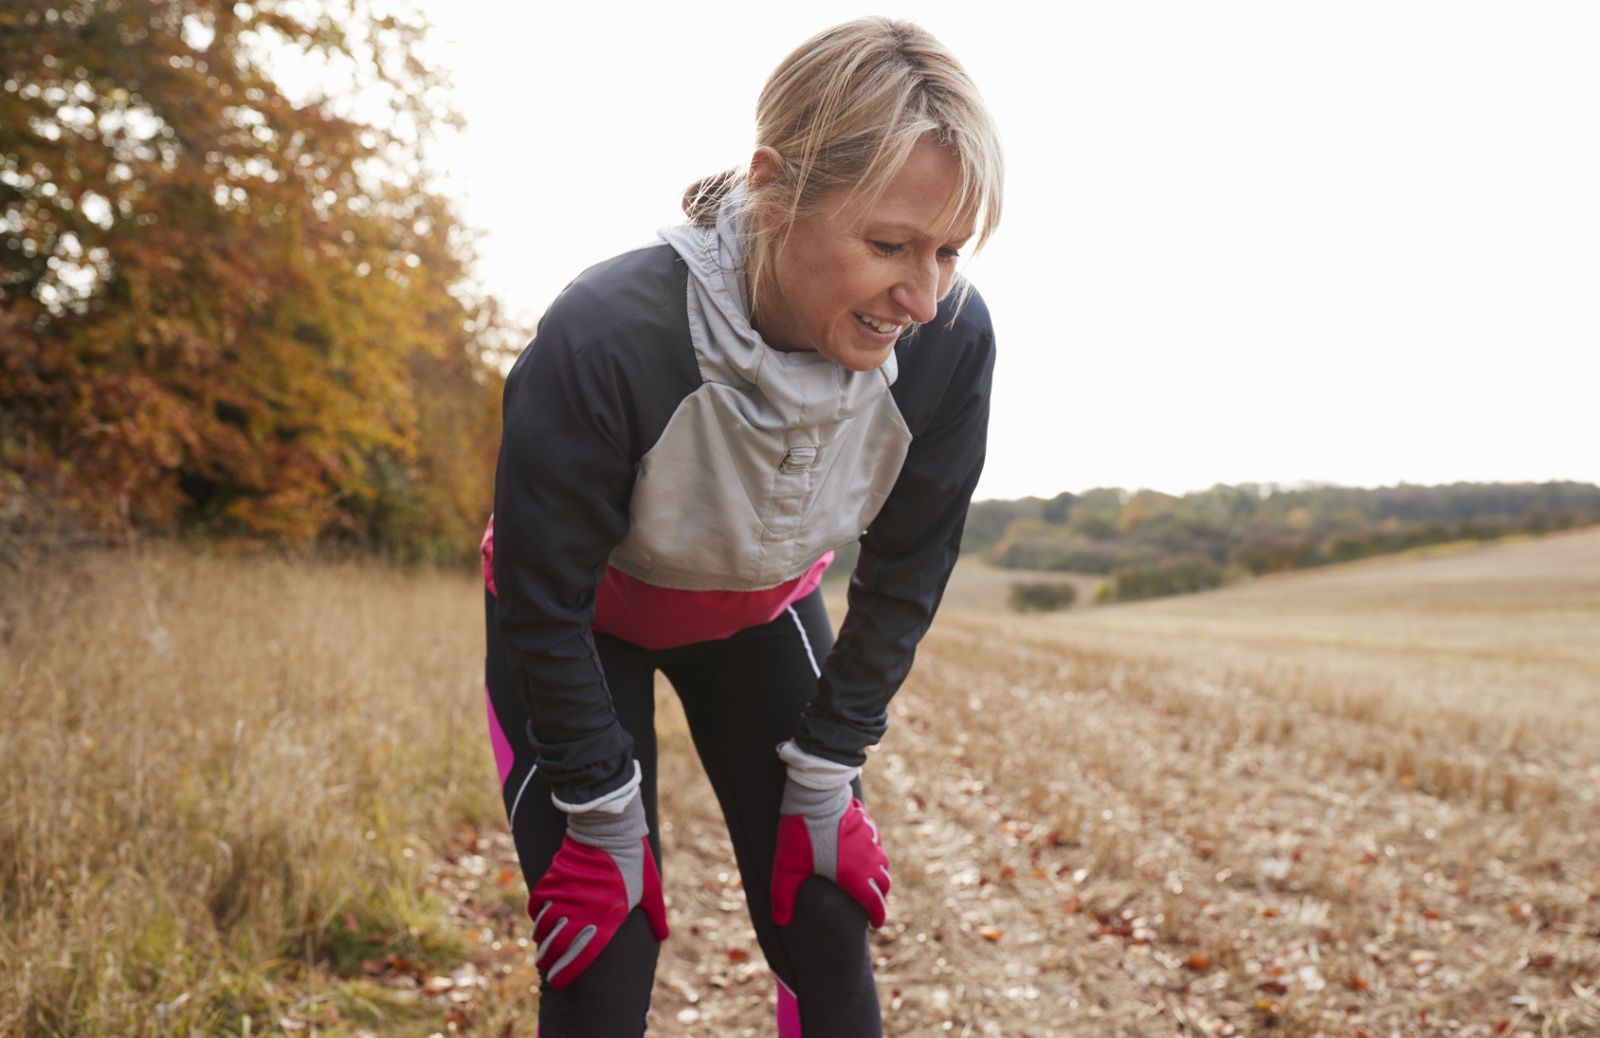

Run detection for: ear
[[748, 146, 785, 192]]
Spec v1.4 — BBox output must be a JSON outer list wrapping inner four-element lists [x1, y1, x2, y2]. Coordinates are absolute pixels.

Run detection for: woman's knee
[[537, 908, 662, 1035], [770, 877, 873, 978]]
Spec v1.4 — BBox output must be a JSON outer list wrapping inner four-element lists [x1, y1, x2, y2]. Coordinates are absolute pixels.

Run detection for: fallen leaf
[[386, 955, 427, 979]]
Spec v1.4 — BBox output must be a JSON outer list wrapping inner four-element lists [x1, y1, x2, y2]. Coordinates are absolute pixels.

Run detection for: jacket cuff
[[551, 759, 641, 815], [527, 718, 636, 808], [788, 713, 872, 770]]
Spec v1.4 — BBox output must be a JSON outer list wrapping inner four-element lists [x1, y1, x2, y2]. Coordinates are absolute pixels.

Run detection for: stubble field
[[3, 529, 1597, 1036]]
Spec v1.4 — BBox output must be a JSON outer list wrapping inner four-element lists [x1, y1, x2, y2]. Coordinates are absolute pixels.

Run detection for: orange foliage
[[1, 0, 506, 558]]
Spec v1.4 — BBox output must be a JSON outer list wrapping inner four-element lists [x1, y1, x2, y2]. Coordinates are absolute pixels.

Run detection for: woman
[[483, 17, 1003, 1036]]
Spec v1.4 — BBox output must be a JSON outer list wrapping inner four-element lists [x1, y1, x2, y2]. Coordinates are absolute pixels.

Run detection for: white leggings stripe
[[787, 604, 821, 678], [508, 764, 538, 828]]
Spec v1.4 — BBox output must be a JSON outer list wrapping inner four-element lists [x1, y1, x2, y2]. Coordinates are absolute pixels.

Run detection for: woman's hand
[[770, 740, 892, 928], [529, 792, 668, 989]]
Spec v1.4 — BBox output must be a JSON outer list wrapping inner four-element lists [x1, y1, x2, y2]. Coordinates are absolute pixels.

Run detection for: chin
[[822, 334, 897, 373], [828, 349, 892, 373]]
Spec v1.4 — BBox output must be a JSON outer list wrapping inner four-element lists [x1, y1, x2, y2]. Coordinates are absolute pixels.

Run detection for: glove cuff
[[566, 782, 649, 853], [776, 738, 860, 791]]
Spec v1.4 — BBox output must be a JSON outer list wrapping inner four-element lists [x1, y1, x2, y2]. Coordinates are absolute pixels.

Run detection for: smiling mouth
[[854, 312, 903, 335]]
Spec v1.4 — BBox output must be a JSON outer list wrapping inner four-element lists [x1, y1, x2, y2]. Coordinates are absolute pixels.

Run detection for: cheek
[[814, 271, 862, 319], [839, 262, 887, 311], [791, 254, 842, 314]]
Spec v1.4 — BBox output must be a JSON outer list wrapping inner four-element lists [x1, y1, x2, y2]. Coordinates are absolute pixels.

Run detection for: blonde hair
[[682, 17, 1004, 331]]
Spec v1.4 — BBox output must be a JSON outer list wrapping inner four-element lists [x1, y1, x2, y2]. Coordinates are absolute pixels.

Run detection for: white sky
[[415, 1, 1600, 502]]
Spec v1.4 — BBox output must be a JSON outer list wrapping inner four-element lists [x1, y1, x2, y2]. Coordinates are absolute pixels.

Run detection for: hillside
[[977, 527, 1600, 753]]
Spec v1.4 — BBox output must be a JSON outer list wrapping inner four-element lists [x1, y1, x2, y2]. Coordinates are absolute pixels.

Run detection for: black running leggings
[[484, 588, 882, 1037]]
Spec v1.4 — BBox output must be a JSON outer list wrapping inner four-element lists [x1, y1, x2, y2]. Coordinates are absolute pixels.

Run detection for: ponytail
[[681, 168, 742, 226]]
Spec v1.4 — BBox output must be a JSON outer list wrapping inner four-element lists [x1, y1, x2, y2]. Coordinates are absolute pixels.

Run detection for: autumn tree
[[1, 0, 505, 555]]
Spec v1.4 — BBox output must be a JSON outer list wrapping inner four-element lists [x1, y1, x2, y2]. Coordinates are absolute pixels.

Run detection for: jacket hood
[[658, 181, 897, 427]]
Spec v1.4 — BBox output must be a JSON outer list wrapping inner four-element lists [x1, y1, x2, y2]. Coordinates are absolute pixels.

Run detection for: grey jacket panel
[[611, 381, 911, 590]]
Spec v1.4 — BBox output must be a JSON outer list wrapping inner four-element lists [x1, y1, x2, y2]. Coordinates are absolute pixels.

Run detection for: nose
[[890, 256, 941, 325]]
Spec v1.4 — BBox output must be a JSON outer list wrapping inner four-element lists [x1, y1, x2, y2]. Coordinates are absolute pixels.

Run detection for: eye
[[938, 247, 962, 262], [869, 240, 904, 257]]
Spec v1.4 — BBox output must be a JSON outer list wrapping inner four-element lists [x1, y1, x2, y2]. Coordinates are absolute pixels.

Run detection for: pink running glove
[[530, 786, 668, 990], [770, 740, 891, 929]]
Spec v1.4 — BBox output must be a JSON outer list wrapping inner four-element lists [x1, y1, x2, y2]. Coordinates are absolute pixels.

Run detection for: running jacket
[[491, 186, 996, 808]]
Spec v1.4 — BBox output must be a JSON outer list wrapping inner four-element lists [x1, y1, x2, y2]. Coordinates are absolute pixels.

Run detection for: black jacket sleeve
[[792, 290, 997, 765], [488, 245, 698, 807], [492, 315, 636, 802], [490, 306, 640, 808]]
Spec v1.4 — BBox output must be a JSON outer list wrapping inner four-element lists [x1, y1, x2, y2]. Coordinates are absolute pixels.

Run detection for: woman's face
[[756, 136, 975, 372]]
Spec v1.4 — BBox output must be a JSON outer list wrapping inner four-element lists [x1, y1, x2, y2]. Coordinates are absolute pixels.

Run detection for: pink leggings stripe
[[776, 974, 801, 1037], [485, 686, 514, 787]]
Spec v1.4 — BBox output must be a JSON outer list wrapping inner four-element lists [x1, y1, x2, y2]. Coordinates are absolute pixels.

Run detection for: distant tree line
[[964, 482, 1600, 604], [1, 0, 508, 561]]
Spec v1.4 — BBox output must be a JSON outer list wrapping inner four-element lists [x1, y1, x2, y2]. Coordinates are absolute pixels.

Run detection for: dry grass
[[0, 545, 501, 1036], [5, 529, 1599, 1036]]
